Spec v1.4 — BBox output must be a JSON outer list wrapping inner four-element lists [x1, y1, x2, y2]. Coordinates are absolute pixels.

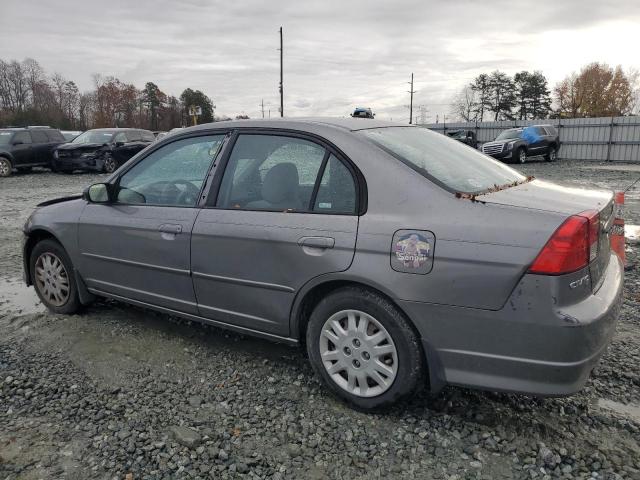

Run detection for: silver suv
[[22, 118, 622, 409]]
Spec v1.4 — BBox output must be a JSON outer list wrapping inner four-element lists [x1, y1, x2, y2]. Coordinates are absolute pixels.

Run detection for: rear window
[[45, 129, 65, 142], [360, 127, 525, 194]]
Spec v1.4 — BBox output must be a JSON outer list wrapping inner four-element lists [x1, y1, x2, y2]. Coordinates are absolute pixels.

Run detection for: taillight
[[528, 210, 599, 275]]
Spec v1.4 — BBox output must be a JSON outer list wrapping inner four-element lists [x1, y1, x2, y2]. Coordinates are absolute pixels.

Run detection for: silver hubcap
[[35, 252, 70, 307], [519, 150, 526, 163], [550, 150, 556, 160], [319, 310, 398, 397], [0, 159, 10, 176], [105, 157, 115, 172]]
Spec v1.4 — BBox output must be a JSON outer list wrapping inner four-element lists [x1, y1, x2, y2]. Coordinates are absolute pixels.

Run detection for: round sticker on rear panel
[[391, 230, 435, 274]]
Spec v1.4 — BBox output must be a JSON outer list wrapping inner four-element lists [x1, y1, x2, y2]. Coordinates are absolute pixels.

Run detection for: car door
[[191, 132, 360, 336], [29, 129, 50, 164], [11, 131, 34, 166], [529, 126, 548, 153], [77, 134, 226, 314]]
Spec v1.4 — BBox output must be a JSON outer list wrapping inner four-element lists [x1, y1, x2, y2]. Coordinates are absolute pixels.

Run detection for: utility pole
[[407, 73, 416, 124], [260, 99, 265, 118], [279, 27, 284, 117]]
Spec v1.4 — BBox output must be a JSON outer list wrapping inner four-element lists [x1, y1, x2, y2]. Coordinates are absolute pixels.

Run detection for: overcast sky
[[1, 0, 639, 121]]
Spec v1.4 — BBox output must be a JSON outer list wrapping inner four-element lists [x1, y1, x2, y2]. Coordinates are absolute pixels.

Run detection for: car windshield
[[495, 129, 522, 141], [72, 131, 114, 144], [447, 130, 466, 139], [0, 131, 13, 145], [360, 127, 525, 194]]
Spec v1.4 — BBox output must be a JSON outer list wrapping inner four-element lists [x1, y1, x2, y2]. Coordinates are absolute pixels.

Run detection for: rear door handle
[[159, 224, 182, 234], [298, 236, 335, 249]]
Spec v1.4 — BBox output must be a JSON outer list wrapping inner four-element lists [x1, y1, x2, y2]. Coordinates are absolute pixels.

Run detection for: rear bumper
[[400, 253, 623, 396]]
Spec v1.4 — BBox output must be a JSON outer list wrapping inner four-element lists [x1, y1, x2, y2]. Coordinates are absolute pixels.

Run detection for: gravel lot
[[1, 160, 639, 480]]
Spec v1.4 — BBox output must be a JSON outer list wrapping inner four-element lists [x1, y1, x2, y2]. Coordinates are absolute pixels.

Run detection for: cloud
[[0, 0, 638, 120]]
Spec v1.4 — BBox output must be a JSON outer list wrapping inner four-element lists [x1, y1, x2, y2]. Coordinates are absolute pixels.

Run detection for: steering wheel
[[174, 180, 201, 205]]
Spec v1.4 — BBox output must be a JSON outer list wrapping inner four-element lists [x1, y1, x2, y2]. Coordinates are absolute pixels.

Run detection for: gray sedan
[[22, 118, 623, 409]]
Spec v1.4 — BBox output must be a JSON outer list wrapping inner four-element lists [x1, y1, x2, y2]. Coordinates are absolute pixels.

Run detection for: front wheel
[[0, 157, 12, 177], [306, 287, 425, 410], [30, 239, 81, 314], [516, 147, 527, 164], [103, 154, 117, 173]]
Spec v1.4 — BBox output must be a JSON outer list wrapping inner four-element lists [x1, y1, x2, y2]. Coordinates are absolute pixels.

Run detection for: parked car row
[[0, 126, 155, 177], [445, 124, 561, 164]]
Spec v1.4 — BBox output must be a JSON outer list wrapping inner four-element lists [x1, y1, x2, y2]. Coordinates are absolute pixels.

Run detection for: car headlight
[[80, 152, 95, 159], [53, 150, 59, 159], [507, 141, 515, 151]]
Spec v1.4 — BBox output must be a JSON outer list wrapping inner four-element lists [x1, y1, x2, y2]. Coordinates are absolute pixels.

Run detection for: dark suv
[[52, 128, 155, 173], [0, 127, 66, 177], [481, 125, 560, 164]]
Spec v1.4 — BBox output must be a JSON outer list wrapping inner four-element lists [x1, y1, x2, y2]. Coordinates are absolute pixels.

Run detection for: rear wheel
[[0, 157, 12, 177], [545, 146, 557, 162], [30, 239, 81, 314], [103, 154, 117, 173], [516, 147, 527, 164], [306, 287, 425, 410]]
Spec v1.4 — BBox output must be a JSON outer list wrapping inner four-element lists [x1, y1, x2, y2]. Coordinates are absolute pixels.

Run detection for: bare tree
[[450, 86, 477, 122]]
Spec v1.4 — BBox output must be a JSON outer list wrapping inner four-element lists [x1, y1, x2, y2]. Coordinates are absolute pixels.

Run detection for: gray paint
[[23, 117, 623, 397]]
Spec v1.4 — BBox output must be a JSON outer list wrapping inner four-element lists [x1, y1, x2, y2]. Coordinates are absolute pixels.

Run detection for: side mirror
[[83, 183, 112, 203]]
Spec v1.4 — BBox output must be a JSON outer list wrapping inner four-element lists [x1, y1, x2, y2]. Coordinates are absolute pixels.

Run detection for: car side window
[[113, 132, 127, 144], [127, 131, 142, 142], [115, 135, 225, 207], [535, 127, 546, 136], [216, 134, 325, 212], [140, 130, 156, 142], [45, 130, 65, 142], [30, 130, 49, 143], [13, 132, 32, 144], [313, 154, 357, 214]]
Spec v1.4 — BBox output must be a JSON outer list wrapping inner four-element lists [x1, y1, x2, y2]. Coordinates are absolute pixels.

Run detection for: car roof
[[184, 117, 410, 134]]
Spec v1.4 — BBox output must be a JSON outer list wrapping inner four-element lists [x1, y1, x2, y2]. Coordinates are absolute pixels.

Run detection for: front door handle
[[298, 236, 335, 249], [159, 224, 183, 235]]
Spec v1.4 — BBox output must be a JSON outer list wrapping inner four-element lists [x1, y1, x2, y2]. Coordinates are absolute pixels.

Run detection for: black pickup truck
[[481, 125, 560, 164]]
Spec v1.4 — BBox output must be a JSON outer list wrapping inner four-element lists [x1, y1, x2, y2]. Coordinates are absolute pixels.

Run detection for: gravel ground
[[1, 160, 639, 480]]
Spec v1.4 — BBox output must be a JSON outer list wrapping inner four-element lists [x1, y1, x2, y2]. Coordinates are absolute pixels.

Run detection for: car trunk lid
[[478, 179, 614, 291]]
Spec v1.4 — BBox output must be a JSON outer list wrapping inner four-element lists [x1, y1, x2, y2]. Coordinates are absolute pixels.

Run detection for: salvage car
[[22, 118, 622, 409], [446, 129, 477, 149], [52, 128, 155, 173], [481, 125, 560, 164], [60, 130, 83, 142], [0, 126, 66, 177]]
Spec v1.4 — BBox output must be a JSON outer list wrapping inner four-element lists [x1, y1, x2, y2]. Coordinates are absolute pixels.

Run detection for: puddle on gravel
[[598, 399, 640, 423], [0, 278, 44, 315]]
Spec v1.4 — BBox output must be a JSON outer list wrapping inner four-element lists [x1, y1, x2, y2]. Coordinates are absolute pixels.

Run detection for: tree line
[[451, 62, 638, 122], [0, 58, 222, 130]]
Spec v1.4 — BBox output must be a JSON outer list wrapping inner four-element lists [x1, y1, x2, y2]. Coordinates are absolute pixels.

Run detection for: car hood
[[36, 194, 83, 208], [56, 142, 106, 152], [478, 179, 613, 215]]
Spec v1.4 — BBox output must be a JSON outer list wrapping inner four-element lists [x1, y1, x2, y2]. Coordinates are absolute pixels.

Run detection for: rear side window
[[45, 130, 65, 142], [360, 127, 525, 194], [126, 131, 142, 142], [313, 155, 356, 214], [30, 130, 48, 143], [534, 127, 546, 136], [216, 135, 326, 212], [13, 131, 32, 144], [140, 130, 155, 142]]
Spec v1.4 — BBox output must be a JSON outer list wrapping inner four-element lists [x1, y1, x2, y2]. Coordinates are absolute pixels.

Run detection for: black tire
[[545, 146, 557, 162], [306, 286, 425, 410], [30, 239, 82, 314], [103, 154, 117, 174], [515, 147, 527, 164], [0, 157, 12, 177]]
